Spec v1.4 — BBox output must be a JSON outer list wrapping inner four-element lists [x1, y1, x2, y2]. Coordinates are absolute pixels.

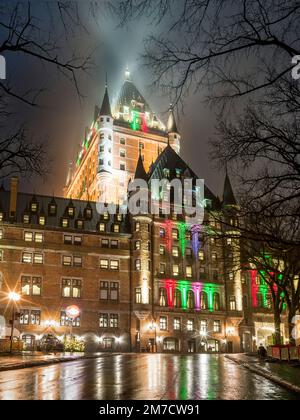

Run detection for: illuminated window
[[200, 320, 207, 332], [159, 288, 167, 307], [172, 265, 179, 276], [160, 316, 167, 331], [213, 320, 221, 333], [200, 292, 208, 310], [35, 233, 43, 243], [21, 276, 31, 295], [135, 288, 141, 304], [64, 235, 72, 244], [135, 259, 141, 271], [135, 240, 141, 250], [62, 218, 69, 228], [39, 216, 45, 226], [212, 252, 218, 262], [24, 232, 33, 242], [172, 229, 178, 239], [100, 259, 109, 269], [48, 204, 57, 216], [0, 212, 3, 222], [186, 266, 192, 278], [23, 214, 30, 224], [172, 247, 179, 257], [76, 219, 84, 229], [62, 255, 72, 266], [110, 314, 119, 328], [62, 278, 81, 298], [174, 289, 181, 308], [33, 252, 43, 264], [135, 222, 140, 232], [187, 319, 194, 331], [159, 245, 165, 255], [22, 252, 32, 264], [113, 224, 120, 233], [68, 207, 75, 217], [174, 317, 181, 331], [198, 250, 205, 261], [110, 260, 119, 270], [31, 202, 38, 213], [214, 293, 220, 311], [229, 296, 236, 311], [98, 223, 105, 232], [99, 313, 108, 328], [60, 311, 80, 327], [120, 149, 126, 158], [159, 263, 166, 274], [19, 309, 29, 325]]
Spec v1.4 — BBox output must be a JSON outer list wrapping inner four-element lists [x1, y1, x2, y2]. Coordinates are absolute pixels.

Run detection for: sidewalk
[[0, 352, 107, 371], [226, 354, 300, 394]]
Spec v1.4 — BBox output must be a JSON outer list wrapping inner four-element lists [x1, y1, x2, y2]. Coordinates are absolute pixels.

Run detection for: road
[[0, 354, 299, 400]]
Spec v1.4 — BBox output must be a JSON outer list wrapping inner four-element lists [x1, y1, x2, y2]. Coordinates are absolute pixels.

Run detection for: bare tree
[[0, 1, 96, 178]]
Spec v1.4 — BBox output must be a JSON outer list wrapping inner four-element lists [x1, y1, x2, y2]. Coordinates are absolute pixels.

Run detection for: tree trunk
[[274, 311, 282, 345], [288, 309, 296, 346]]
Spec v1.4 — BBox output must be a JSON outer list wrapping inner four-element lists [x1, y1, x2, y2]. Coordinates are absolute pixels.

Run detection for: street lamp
[[8, 292, 20, 353], [65, 305, 80, 338]]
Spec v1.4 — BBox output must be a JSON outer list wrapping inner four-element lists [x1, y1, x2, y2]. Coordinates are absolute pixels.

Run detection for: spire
[[100, 82, 112, 117], [223, 171, 237, 206], [134, 151, 148, 181], [125, 66, 131, 81], [167, 104, 179, 134]]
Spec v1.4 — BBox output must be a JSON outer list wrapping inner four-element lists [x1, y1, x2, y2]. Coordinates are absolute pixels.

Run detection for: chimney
[[9, 177, 19, 220]]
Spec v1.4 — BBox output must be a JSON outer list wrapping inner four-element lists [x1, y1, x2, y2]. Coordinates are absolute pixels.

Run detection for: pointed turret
[[100, 84, 112, 117], [167, 105, 181, 155], [134, 150, 148, 181], [167, 106, 178, 134], [222, 172, 237, 206]]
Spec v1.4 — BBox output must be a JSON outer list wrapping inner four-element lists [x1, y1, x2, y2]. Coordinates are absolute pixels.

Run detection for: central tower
[[64, 69, 182, 203]]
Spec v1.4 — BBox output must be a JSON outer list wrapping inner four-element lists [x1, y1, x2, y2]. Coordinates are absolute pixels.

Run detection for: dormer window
[[113, 224, 120, 233], [175, 169, 181, 178], [84, 207, 92, 220], [23, 214, 30, 224], [61, 218, 69, 228], [0, 212, 3, 222], [117, 214, 123, 222], [48, 203, 57, 216], [76, 219, 84, 229], [68, 207, 75, 217], [163, 169, 170, 178], [31, 202, 38, 213], [98, 222, 105, 232], [103, 212, 109, 221], [39, 216, 45, 226]]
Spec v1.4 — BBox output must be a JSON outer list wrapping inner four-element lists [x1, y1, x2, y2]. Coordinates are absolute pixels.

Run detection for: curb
[[0, 353, 113, 372], [226, 355, 300, 395]]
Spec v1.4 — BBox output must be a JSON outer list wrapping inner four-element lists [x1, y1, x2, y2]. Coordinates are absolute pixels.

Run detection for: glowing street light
[[8, 291, 20, 353]]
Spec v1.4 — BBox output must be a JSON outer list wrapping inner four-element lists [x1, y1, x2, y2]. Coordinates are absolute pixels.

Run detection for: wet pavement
[[0, 354, 299, 400]]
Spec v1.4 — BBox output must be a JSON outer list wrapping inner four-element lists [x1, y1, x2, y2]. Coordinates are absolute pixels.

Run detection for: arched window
[[174, 289, 181, 308], [214, 293, 220, 311], [187, 290, 195, 309], [201, 291, 208, 310], [159, 288, 167, 307]]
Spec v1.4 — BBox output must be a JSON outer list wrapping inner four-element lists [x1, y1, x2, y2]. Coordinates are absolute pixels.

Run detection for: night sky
[[4, 1, 225, 200]]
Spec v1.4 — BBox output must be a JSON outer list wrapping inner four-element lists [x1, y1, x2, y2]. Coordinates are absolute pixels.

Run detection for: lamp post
[[8, 292, 20, 353], [65, 305, 80, 338], [149, 320, 157, 352]]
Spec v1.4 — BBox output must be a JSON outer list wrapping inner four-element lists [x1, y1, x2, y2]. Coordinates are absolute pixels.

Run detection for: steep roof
[[148, 144, 220, 209], [167, 108, 178, 134], [134, 152, 148, 181], [117, 79, 152, 114], [100, 86, 112, 117], [222, 173, 237, 206]]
